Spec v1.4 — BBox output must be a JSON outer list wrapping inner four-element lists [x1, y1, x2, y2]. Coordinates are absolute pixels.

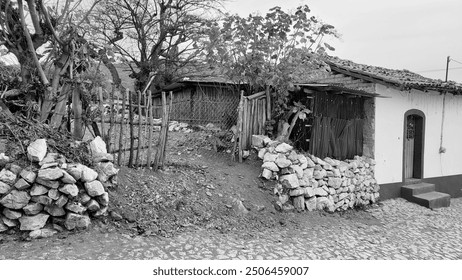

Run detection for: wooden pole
[[117, 89, 127, 166], [239, 95, 247, 162], [146, 90, 154, 168], [135, 90, 142, 167], [154, 91, 168, 170], [251, 99, 256, 136], [128, 90, 135, 167], [232, 91, 244, 161], [265, 85, 271, 121], [107, 85, 115, 153], [98, 87, 105, 141], [160, 91, 173, 167], [143, 93, 149, 165], [260, 99, 265, 135]]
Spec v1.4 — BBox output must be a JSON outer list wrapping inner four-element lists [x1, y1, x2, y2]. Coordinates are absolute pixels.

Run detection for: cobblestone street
[[1, 197, 462, 260]]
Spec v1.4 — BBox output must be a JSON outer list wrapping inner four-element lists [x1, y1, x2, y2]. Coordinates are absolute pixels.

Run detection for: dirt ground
[[1, 128, 381, 243], [101, 130, 380, 239]]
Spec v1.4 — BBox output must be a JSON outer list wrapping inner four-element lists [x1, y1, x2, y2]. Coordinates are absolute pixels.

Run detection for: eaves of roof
[[323, 57, 462, 95], [295, 83, 382, 98]]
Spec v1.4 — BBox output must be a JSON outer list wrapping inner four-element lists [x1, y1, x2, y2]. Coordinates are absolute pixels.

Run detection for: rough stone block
[[59, 184, 79, 197], [61, 170, 77, 184], [23, 203, 44, 215], [293, 196, 305, 211], [84, 180, 105, 197], [0, 190, 30, 209], [3, 208, 22, 219], [27, 139, 47, 162], [37, 168, 63, 181], [263, 153, 278, 162], [262, 161, 279, 172], [31, 195, 53, 206], [14, 178, 30, 190], [64, 213, 91, 230], [0, 181, 11, 194], [0, 168, 17, 185], [280, 174, 300, 189], [89, 136, 107, 155], [35, 178, 59, 189], [275, 143, 293, 153], [19, 213, 49, 231], [20, 169, 37, 184], [81, 166, 98, 182], [55, 195, 69, 208]]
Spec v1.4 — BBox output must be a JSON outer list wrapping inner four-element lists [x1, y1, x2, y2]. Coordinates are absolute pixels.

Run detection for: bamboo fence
[[97, 87, 173, 169], [233, 90, 269, 162]]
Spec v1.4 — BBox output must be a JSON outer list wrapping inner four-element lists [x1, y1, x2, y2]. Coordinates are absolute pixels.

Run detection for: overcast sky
[[224, 0, 462, 83]]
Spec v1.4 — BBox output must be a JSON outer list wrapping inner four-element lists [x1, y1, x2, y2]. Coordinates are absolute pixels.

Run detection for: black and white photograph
[[0, 0, 461, 278]]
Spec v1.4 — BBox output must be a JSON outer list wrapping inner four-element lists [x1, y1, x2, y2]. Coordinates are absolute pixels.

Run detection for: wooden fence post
[[154, 91, 168, 170], [128, 90, 135, 167], [232, 90, 244, 161], [265, 85, 271, 121], [107, 85, 115, 153], [98, 87, 106, 142], [117, 89, 127, 166], [135, 90, 142, 167], [160, 91, 173, 167], [143, 92, 149, 165], [146, 90, 153, 168]]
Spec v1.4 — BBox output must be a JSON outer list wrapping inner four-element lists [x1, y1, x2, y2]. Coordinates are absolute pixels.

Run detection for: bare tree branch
[[18, 0, 49, 85]]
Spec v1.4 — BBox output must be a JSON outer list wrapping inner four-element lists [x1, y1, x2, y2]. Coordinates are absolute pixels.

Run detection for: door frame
[[402, 109, 425, 182]]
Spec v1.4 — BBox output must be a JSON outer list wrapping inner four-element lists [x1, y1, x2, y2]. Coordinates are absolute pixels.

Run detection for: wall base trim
[[379, 174, 462, 200]]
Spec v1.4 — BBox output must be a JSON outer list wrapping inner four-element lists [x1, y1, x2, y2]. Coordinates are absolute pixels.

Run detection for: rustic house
[[153, 76, 245, 129], [290, 56, 462, 207]]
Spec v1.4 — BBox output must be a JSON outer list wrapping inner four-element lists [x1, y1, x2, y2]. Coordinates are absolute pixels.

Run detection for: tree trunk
[[72, 87, 84, 140], [40, 53, 70, 122], [49, 83, 71, 128]]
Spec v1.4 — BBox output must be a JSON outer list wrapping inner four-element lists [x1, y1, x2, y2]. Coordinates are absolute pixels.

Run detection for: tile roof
[[322, 56, 462, 95], [178, 64, 241, 85]]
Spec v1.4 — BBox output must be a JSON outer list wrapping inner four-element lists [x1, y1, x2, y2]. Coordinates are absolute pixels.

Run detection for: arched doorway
[[403, 110, 425, 182]]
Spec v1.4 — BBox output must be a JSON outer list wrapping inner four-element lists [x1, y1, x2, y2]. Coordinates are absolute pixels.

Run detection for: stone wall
[[254, 136, 380, 212], [0, 137, 118, 238]]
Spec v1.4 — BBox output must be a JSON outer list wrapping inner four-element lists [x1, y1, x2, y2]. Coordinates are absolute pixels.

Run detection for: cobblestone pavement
[[1, 198, 462, 260]]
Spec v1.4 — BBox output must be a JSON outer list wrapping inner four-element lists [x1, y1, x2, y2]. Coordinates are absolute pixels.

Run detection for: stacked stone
[[0, 137, 118, 238], [253, 135, 380, 213]]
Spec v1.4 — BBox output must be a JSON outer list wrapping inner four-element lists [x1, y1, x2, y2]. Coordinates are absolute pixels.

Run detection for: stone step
[[401, 182, 435, 200], [411, 191, 451, 209]]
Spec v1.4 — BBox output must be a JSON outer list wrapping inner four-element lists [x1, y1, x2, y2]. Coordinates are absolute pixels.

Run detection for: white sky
[[224, 0, 462, 83]]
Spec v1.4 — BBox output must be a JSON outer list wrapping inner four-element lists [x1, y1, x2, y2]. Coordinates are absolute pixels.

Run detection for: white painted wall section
[[374, 84, 462, 184]]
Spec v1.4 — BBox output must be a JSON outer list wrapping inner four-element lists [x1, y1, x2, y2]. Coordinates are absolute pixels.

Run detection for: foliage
[[203, 5, 338, 117], [0, 0, 101, 121], [0, 111, 92, 165], [88, 0, 224, 92]]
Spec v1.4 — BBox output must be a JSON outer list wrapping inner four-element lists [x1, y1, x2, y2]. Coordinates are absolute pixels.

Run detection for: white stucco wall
[[374, 84, 462, 184]]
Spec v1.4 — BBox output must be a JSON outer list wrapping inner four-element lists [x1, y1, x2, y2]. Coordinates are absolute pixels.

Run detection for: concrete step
[[401, 182, 435, 200], [411, 191, 451, 209]]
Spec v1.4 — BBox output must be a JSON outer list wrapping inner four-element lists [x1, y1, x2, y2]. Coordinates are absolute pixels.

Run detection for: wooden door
[[404, 115, 415, 179]]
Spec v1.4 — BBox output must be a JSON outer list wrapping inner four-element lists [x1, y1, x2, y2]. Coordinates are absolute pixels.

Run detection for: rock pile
[[0, 136, 118, 238], [168, 121, 193, 133], [254, 135, 380, 213]]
